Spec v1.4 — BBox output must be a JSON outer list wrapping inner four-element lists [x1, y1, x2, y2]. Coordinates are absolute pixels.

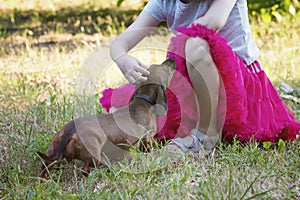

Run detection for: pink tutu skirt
[[99, 24, 300, 143]]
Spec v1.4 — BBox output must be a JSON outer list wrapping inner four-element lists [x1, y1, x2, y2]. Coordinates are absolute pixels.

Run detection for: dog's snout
[[162, 58, 176, 70], [164, 58, 175, 65], [167, 57, 175, 63]]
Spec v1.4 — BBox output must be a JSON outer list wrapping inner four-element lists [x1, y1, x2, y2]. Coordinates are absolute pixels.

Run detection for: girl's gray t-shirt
[[143, 0, 260, 65]]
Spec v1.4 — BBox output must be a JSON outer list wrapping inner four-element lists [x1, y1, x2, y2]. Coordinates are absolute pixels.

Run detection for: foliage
[[1, 0, 299, 39], [248, 0, 300, 22], [117, 0, 300, 23]]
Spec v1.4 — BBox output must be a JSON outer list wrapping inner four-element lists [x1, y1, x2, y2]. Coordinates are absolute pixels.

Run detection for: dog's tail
[[53, 120, 76, 161]]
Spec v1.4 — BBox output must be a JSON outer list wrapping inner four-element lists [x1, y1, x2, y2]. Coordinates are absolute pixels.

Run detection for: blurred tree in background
[[0, 0, 299, 38], [118, 0, 300, 23], [247, 0, 299, 22]]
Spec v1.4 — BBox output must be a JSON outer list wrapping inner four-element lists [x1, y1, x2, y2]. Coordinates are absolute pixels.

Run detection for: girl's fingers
[[131, 70, 147, 83], [137, 61, 150, 75], [136, 66, 150, 76], [138, 61, 149, 69], [125, 73, 135, 84], [121, 57, 149, 83], [128, 76, 135, 84], [125, 69, 147, 84]]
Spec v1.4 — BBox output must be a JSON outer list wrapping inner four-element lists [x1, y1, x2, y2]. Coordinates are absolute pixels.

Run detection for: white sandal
[[168, 129, 219, 156], [168, 129, 208, 153]]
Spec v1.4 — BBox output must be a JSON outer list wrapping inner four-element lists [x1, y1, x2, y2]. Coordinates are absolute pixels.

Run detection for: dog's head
[[37, 149, 64, 179], [146, 58, 176, 88], [36, 151, 54, 179], [134, 58, 176, 115]]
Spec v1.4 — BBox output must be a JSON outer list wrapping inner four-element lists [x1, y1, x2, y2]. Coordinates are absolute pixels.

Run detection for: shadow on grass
[[1, 0, 299, 39], [0, 6, 141, 38]]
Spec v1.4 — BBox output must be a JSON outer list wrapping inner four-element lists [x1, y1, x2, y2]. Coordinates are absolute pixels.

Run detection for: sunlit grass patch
[[1, 6, 300, 200]]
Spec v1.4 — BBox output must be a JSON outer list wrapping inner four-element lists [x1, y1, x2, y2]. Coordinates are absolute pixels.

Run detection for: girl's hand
[[115, 54, 150, 84]]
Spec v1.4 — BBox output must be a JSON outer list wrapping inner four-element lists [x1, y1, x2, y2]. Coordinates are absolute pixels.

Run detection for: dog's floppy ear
[[150, 84, 168, 116]]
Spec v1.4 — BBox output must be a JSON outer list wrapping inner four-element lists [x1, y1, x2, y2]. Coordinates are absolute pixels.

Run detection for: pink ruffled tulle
[[99, 24, 300, 143]]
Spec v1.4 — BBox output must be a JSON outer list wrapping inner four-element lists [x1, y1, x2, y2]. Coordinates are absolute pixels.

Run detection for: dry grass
[[0, 2, 300, 199], [0, 0, 144, 11]]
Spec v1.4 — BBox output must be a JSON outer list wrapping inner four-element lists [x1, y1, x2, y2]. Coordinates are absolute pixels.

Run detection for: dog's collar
[[132, 94, 156, 105]]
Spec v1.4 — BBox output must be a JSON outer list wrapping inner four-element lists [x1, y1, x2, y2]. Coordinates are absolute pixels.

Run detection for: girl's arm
[[110, 11, 160, 83], [194, 0, 238, 31]]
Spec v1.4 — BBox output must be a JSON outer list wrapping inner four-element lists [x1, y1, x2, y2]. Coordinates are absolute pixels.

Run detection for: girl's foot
[[167, 129, 208, 153]]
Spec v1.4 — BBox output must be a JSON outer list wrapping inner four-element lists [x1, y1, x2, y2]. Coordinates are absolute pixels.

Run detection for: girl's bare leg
[[168, 38, 220, 152]]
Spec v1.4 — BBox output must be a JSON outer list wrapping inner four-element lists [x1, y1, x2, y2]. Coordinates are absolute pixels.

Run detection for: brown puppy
[[37, 58, 176, 179]]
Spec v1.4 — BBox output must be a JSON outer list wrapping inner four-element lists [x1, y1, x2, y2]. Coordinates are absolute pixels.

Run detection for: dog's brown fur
[[37, 58, 176, 179]]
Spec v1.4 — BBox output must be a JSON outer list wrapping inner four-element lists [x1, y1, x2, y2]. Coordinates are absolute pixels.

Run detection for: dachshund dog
[[37, 58, 176, 179]]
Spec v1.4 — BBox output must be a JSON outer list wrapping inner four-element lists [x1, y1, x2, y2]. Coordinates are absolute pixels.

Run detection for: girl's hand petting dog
[[115, 54, 150, 84]]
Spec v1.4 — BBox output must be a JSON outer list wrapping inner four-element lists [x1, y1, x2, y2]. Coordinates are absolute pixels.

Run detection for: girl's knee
[[185, 38, 211, 65]]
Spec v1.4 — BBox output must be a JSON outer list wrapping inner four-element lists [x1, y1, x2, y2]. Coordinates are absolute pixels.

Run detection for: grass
[[1, 1, 300, 199], [0, 0, 145, 39]]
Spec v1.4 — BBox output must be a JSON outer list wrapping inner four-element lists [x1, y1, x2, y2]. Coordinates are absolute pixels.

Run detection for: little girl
[[100, 0, 300, 153]]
